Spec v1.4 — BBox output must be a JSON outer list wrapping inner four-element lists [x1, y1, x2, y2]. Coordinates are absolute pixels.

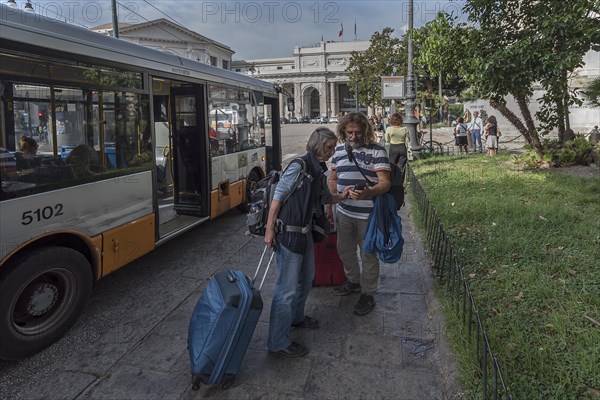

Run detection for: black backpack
[[246, 159, 307, 236]]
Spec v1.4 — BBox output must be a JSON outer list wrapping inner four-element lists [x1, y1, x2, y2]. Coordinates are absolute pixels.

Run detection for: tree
[[413, 12, 470, 122], [461, 0, 600, 156], [346, 28, 405, 113]]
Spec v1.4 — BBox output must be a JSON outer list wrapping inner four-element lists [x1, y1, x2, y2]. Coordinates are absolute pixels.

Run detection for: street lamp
[[354, 66, 363, 113], [111, 0, 119, 38], [403, 0, 421, 159], [355, 85, 359, 112]]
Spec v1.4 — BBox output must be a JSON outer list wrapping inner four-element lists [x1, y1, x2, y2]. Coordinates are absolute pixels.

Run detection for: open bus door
[[170, 86, 210, 217]]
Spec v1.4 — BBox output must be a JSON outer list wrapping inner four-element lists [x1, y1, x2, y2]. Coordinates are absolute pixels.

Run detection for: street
[[0, 122, 465, 400]]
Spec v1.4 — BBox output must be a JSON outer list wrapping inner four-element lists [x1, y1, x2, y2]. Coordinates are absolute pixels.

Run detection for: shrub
[[516, 135, 594, 168]]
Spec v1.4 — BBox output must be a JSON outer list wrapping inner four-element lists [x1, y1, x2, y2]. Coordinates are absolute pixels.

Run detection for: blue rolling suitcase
[[188, 246, 273, 390]]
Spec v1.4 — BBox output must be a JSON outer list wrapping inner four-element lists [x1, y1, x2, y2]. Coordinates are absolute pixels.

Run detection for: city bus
[[0, 5, 284, 360]]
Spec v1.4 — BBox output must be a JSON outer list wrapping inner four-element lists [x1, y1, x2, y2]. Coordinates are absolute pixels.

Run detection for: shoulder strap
[[349, 151, 376, 187], [281, 158, 309, 204]]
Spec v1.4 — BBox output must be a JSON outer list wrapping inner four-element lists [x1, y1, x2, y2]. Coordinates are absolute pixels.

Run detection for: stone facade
[[232, 41, 371, 119], [90, 19, 234, 69]]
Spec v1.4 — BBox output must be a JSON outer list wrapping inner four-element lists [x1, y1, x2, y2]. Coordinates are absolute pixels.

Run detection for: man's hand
[[326, 205, 334, 224]]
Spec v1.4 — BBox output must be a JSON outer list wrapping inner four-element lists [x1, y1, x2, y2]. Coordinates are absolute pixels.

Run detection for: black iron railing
[[407, 165, 513, 400]]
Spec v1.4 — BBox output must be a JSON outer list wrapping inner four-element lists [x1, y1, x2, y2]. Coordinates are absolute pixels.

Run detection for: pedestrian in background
[[384, 113, 408, 186], [264, 127, 350, 358], [484, 115, 501, 156], [454, 117, 469, 155], [371, 116, 384, 143], [468, 111, 484, 153], [327, 112, 391, 316]]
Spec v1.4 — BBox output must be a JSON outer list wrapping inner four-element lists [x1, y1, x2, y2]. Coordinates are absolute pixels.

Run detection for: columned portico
[[232, 41, 370, 120]]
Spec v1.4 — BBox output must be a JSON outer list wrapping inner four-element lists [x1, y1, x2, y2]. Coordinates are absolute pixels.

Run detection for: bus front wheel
[[238, 170, 262, 213], [0, 246, 93, 360]]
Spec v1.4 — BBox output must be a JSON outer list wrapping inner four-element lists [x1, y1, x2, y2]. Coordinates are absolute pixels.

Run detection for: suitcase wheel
[[191, 376, 202, 391], [221, 374, 235, 390]]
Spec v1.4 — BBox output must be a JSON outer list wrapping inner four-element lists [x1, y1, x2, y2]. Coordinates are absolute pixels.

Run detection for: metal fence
[[407, 165, 513, 400]]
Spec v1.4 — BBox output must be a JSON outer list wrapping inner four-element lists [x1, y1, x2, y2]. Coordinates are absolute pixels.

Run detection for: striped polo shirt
[[331, 142, 390, 219]]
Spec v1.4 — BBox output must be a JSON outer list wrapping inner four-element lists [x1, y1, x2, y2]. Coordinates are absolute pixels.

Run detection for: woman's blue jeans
[[267, 239, 315, 351]]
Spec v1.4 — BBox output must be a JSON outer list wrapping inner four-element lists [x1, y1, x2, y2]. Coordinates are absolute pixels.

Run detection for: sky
[[20, 0, 470, 61]]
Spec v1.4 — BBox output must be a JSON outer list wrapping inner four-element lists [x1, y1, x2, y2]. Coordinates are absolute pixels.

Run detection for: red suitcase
[[313, 232, 346, 286]]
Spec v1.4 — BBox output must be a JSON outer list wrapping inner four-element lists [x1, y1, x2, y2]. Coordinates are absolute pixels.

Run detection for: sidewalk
[[9, 199, 464, 399], [179, 199, 465, 399]]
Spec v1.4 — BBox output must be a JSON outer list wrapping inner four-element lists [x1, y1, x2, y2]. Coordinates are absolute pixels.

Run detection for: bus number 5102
[[21, 204, 64, 225]]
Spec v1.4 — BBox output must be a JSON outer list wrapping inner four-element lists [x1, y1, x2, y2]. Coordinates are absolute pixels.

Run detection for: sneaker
[[269, 341, 308, 358], [332, 280, 361, 296], [353, 293, 375, 316], [292, 316, 319, 329]]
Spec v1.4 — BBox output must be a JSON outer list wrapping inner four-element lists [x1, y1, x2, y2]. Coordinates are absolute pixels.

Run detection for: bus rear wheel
[[0, 246, 93, 360]]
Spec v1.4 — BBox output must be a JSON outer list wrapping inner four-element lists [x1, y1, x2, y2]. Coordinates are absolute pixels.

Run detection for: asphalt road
[[0, 209, 257, 399]]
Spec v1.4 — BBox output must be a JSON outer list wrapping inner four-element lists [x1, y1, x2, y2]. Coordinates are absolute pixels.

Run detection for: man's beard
[[349, 139, 363, 149]]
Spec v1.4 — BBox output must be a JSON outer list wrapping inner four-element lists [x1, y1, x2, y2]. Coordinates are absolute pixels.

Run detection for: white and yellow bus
[[0, 5, 286, 360]]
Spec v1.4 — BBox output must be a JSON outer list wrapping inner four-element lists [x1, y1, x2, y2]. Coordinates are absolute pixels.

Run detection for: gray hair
[[306, 127, 337, 158], [336, 112, 376, 144]]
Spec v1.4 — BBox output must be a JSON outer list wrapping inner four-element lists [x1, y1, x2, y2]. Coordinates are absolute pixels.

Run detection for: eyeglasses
[[345, 130, 363, 137]]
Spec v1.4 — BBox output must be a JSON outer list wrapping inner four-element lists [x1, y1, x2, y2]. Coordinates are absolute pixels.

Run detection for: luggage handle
[[252, 245, 274, 290]]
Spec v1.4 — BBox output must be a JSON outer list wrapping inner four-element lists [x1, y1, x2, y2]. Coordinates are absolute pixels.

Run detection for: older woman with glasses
[[326, 112, 391, 316], [264, 127, 350, 358]]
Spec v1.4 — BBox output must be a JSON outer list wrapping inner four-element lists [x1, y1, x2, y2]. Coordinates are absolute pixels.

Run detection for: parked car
[[281, 117, 290, 124], [300, 116, 310, 123], [329, 116, 338, 123], [319, 116, 329, 124], [310, 117, 321, 124], [289, 117, 298, 124], [265, 117, 272, 124]]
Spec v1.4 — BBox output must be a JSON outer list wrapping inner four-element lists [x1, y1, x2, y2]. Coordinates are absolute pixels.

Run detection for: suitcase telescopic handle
[[252, 245, 274, 290]]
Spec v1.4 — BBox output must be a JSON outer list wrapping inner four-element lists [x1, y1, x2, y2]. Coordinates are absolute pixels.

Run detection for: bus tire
[[238, 170, 261, 213], [0, 246, 93, 360]]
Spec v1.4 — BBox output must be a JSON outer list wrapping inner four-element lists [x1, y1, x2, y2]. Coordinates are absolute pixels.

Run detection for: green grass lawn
[[409, 154, 600, 400]]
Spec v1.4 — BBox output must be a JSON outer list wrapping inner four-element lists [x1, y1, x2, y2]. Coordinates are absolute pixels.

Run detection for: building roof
[[120, 18, 232, 52]]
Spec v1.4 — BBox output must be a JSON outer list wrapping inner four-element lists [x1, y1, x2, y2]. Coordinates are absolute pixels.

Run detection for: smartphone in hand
[[354, 182, 366, 191]]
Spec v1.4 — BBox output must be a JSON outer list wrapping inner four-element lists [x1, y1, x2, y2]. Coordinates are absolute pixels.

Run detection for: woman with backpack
[[264, 127, 350, 358], [484, 115, 501, 156]]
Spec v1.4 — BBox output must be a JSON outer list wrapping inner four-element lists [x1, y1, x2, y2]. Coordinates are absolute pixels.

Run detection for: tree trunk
[[490, 96, 544, 157], [556, 98, 566, 142], [514, 95, 544, 156]]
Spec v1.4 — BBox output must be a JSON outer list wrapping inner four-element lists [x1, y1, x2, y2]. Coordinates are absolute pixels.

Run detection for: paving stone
[[118, 332, 187, 372], [305, 359, 442, 399], [78, 365, 189, 400], [375, 291, 429, 315], [235, 348, 312, 393], [342, 333, 403, 367]]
